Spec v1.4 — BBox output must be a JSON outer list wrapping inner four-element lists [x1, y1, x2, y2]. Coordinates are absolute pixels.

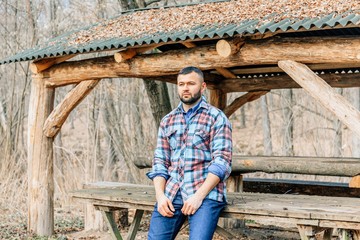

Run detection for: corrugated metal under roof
[[1, 3, 360, 65]]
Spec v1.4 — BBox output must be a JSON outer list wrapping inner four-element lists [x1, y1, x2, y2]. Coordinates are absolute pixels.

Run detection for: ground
[[0, 206, 300, 240]]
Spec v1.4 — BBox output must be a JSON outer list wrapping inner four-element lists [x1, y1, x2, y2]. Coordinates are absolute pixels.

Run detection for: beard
[[179, 90, 202, 105]]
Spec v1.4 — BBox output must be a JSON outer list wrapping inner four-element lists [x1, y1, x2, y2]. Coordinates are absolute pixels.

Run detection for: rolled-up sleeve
[[146, 124, 171, 180], [209, 112, 232, 181]]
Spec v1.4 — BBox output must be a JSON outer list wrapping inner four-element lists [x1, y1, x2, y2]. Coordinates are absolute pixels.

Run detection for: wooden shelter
[[2, 0, 360, 236]]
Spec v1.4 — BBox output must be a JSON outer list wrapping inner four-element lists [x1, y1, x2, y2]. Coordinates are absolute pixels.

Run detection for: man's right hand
[[156, 193, 175, 217]]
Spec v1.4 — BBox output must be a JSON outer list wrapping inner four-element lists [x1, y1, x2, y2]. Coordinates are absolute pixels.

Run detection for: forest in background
[[1, 0, 360, 238]]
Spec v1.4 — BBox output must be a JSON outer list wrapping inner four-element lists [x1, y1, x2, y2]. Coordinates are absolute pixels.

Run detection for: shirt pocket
[[192, 129, 210, 150], [165, 129, 177, 151]]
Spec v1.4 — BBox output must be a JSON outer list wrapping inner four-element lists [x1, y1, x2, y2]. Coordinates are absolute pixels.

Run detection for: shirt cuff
[[146, 171, 170, 181], [208, 163, 227, 181]]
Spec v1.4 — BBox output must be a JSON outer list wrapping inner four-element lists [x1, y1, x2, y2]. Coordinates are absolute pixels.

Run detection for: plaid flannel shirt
[[147, 98, 232, 202]]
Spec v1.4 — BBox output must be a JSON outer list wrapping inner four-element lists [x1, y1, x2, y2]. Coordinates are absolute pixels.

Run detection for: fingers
[[181, 202, 196, 215], [158, 200, 175, 217]]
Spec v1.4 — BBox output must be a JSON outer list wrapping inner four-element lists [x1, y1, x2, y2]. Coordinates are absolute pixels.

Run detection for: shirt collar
[[177, 95, 208, 113]]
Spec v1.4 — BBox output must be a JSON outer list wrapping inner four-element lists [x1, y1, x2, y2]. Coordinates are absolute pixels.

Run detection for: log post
[[28, 77, 55, 236], [209, 89, 243, 229]]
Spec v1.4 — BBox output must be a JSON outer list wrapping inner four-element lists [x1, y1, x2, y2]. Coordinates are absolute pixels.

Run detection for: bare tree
[[261, 95, 273, 155]]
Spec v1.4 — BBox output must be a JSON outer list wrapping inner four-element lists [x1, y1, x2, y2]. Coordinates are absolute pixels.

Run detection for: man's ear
[[201, 82, 207, 93]]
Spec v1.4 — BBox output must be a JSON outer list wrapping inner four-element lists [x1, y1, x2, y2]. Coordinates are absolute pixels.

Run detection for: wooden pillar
[[210, 89, 243, 229], [28, 77, 55, 236]]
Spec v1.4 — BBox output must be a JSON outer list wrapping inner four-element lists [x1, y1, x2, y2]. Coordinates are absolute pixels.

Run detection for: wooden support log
[[134, 155, 360, 177], [114, 44, 162, 62], [181, 41, 237, 81], [209, 89, 227, 110], [215, 67, 237, 79], [217, 72, 360, 93], [30, 55, 76, 73], [223, 91, 268, 117], [43, 79, 99, 137], [226, 62, 360, 75], [39, 36, 360, 87], [279, 60, 360, 138], [216, 38, 244, 58], [28, 77, 55, 236], [349, 175, 360, 188]]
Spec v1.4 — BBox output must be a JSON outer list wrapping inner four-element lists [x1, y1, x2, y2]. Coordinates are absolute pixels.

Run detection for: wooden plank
[[297, 225, 312, 240], [71, 185, 360, 222], [101, 211, 123, 240], [353, 230, 360, 240], [126, 210, 144, 240], [279, 60, 360, 138], [40, 36, 360, 87], [43, 79, 99, 137], [223, 91, 268, 117], [215, 225, 237, 240], [28, 77, 55, 236]]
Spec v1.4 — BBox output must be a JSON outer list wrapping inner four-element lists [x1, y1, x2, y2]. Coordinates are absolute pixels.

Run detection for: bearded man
[[147, 66, 232, 240]]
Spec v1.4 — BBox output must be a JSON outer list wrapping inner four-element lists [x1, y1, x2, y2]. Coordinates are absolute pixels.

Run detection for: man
[[147, 66, 232, 240]]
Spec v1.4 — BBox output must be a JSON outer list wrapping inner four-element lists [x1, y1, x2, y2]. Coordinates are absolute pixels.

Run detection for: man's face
[[177, 71, 206, 105]]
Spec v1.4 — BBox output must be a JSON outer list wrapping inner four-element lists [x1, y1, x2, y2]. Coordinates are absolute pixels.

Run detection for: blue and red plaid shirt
[[147, 97, 232, 202]]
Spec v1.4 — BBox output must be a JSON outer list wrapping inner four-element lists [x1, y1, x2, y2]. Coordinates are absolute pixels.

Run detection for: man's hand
[[157, 193, 175, 217], [181, 194, 203, 215]]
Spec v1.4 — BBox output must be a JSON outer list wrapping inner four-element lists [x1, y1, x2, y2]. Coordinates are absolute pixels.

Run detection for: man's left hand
[[181, 194, 203, 215]]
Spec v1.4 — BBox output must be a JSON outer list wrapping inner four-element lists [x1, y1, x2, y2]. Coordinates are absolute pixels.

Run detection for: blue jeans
[[148, 192, 226, 240]]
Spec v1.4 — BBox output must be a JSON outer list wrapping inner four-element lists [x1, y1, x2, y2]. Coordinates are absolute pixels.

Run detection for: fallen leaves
[[65, 0, 360, 47]]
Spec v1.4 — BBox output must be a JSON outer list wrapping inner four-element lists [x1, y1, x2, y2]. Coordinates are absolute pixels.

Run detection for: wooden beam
[[215, 67, 237, 79], [279, 60, 360, 138], [30, 55, 76, 74], [39, 36, 360, 87], [182, 42, 197, 48], [226, 63, 360, 75], [216, 38, 244, 58], [223, 91, 268, 117], [217, 72, 360, 93], [43, 80, 99, 137], [114, 44, 162, 62], [181, 41, 237, 81], [133, 155, 360, 177], [28, 77, 55, 235]]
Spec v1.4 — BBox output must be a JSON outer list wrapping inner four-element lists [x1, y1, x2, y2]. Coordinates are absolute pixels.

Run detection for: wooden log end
[[114, 49, 137, 63], [30, 62, 40, 74], [216, 39, 243, 58], [349, 175, 360, 188]]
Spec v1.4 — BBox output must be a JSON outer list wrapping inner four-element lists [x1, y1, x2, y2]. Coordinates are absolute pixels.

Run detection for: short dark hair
[[178, 66, 204, 79]]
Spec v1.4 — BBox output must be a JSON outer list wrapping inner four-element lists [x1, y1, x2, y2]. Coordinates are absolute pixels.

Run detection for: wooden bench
[[71, 182, 360, 240]]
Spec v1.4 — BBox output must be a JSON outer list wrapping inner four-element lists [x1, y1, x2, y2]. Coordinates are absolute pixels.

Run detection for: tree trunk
[[282, 89, 294, 156], [143, 80, 172, 127], [353, 88, 360, 157], [261, 95, 273, 155], [333, 89, 343, 157]]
